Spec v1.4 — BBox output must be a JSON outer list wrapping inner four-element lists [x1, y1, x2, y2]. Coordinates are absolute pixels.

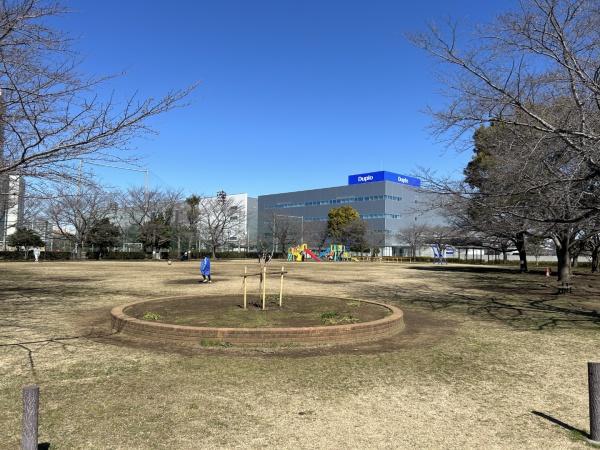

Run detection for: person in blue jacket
[[200, 255, 211, 283]]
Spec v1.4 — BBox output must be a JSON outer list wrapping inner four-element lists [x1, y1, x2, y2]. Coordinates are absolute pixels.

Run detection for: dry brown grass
[[1, 259, 600, 449]]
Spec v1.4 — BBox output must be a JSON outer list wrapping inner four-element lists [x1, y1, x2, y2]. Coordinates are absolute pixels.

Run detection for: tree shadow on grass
[[358, 272, 600, 330], [410, 265, 548, 276], [162, 277, 234, 285], [0, 284, 98, 301], [532, 411, 589, 440], [401, 292, 600, 330], [286, 275, 352, 285]]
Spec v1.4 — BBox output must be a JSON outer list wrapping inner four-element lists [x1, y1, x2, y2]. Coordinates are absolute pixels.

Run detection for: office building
[[257, 170, 443, 256]]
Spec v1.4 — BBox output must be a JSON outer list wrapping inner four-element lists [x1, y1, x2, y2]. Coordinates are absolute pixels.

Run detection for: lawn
[[1, 259, 599, 449]]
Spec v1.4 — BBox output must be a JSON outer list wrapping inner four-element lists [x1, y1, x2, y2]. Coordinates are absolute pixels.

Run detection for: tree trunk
[[592, 248, 599, 273], [556, 242, 571, 282], [502, 250, 508, 263], [211, 245, 216, 259], [514, 232, 528, 273], [571, 255, 578, 268]]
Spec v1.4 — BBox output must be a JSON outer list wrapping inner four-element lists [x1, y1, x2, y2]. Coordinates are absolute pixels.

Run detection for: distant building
[[0, 175, 25, 250], [258, 170, 444, 256], [202, 192, 257, 252]]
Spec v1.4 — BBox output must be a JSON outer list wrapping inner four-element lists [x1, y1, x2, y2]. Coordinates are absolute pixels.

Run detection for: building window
[[267, 194, 403, 210]]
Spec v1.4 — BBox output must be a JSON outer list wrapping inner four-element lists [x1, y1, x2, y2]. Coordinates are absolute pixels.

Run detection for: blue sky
[[59, 0, 515, 197]]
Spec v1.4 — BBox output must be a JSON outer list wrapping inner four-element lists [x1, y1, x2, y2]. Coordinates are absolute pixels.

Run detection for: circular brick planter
[[110, 295, 404, 347]]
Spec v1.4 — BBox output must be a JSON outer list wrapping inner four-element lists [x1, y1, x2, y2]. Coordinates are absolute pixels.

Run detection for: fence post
[[22, 384, 39, 450], [589, 362, 600, 442]]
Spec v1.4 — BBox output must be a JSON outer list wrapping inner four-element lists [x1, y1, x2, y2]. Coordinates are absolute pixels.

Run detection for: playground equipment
[[287, 243, 321, 262], [318, 244, 350, 261], [287, 243, 351, 262]]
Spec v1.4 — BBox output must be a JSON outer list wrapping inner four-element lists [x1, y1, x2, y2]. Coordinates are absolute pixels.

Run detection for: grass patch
[[320, 311, 359, 325], [199, 339, 232, 348], [142, 311, 161, 321]]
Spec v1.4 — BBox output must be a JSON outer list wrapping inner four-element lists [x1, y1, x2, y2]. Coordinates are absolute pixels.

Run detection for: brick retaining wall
[[111, 296, 404, 347]]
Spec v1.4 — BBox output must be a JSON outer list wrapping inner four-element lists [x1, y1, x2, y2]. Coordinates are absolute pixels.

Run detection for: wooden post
[[279, 266, 284, 307], [22, 384, 39, 450], [589, 362, 600, 442], [243, 266, 247, 310], [262, 266, 266, 310]]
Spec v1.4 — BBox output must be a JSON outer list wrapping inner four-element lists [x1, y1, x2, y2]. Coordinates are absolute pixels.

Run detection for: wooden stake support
[[262, 266, 267, 310], [279, 266, 284, 307], [239, 266, 287, 311], [243, 266, 247, 310]]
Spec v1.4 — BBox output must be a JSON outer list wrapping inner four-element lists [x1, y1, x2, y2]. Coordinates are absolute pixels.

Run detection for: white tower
[[1, 175, 25, 249]]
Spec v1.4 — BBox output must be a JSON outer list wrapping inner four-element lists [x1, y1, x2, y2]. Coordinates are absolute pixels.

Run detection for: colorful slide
[[287, 244, 321, 262], [304, 248, 321, 261]]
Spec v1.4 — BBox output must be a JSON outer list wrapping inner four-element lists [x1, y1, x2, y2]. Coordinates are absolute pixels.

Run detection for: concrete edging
[[110, 295, 404, 346]]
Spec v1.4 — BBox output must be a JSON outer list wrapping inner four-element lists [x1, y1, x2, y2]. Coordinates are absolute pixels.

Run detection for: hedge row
[[0, 250, 261, 261], [87, 251, 147, 260], [0, 251, 72, 261], [171, 251, 261, 260]]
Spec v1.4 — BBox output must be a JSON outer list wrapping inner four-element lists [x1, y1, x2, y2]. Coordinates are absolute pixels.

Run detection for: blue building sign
[[348, 171, 421, 187]]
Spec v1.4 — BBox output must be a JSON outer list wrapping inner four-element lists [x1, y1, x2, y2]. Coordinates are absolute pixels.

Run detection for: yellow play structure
[[287, 243, 321, 262], [287, 243, 351, 262]]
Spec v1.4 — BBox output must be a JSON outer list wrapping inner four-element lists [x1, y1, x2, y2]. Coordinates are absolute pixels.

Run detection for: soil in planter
[[125, 295, 390, 328]]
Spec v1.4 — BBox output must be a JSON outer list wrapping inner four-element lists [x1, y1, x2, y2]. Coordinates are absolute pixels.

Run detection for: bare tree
[[21, 193, 45, 228], [397, 224, 428, 258], [422, 225, 459, 260], [586, 233, 600, 273], [411, 0, 600, 184], [412, 1, 600, 280], [304, 221, 328, 252], [198, 191, 245, 258], [483, 236, 514, 263], [46, 184, 114, 256], [0, 0, 195, 184], [120, 186, 182, 254], [445, 188, 530, 269], [269, 214, 301, 255]]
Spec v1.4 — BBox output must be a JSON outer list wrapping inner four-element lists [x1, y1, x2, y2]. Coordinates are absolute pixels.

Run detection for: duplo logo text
[[357, 175, 374, 182]]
